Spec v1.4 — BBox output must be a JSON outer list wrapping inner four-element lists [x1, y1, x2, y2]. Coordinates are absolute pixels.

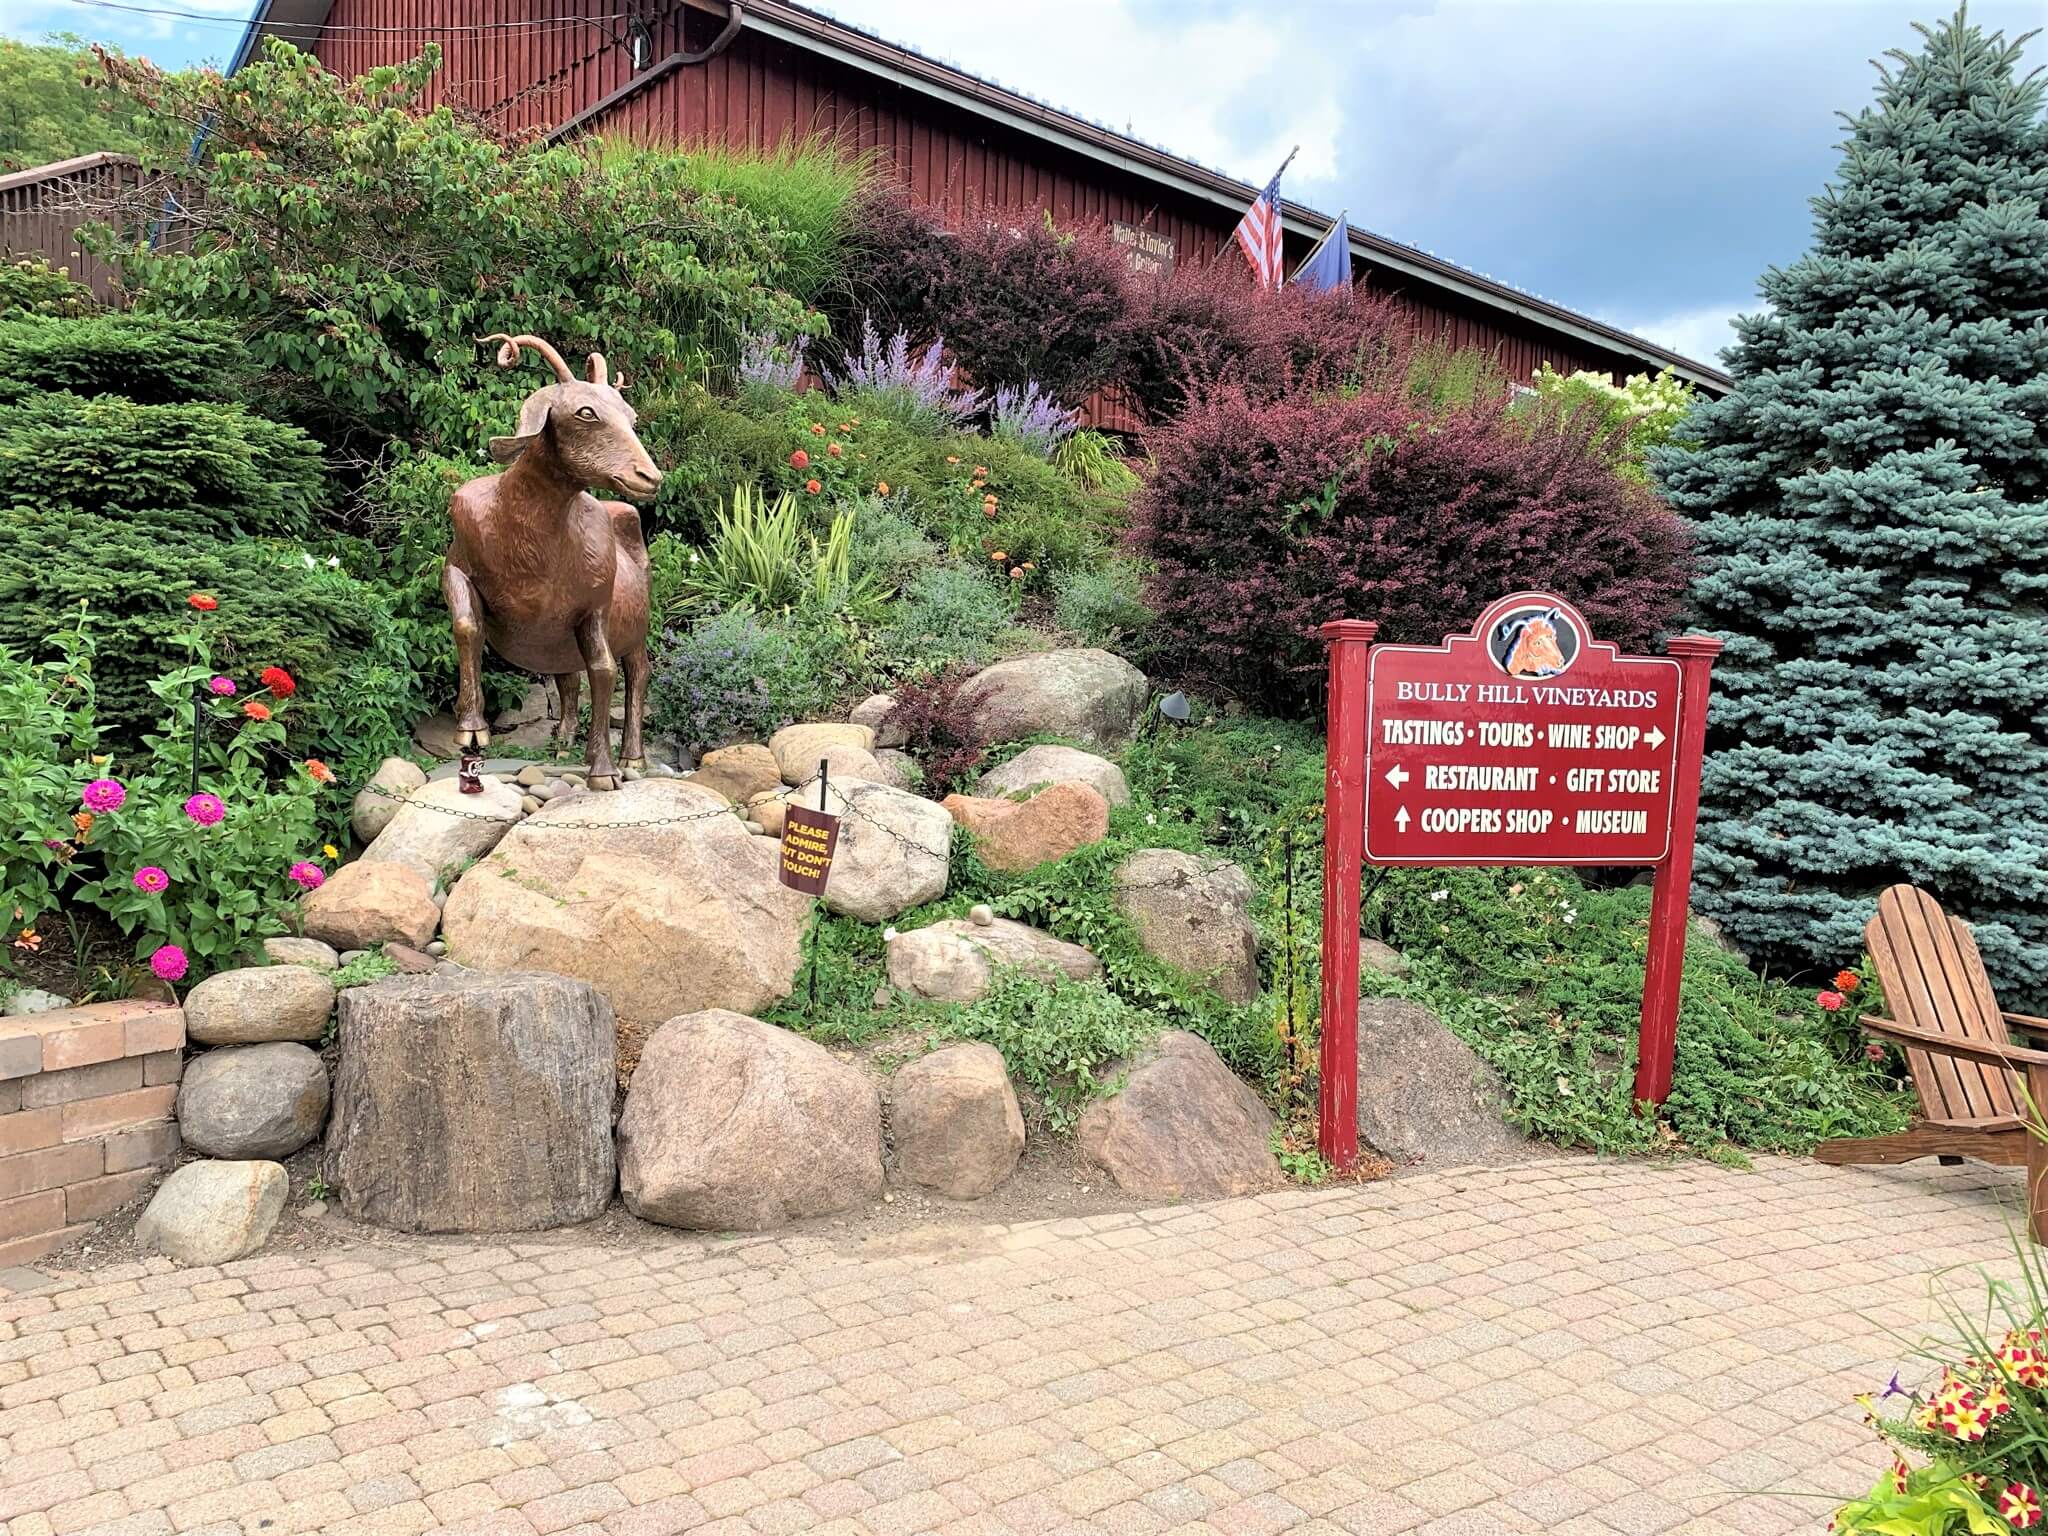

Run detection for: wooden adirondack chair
[[1816, 884, 2048, 1242]]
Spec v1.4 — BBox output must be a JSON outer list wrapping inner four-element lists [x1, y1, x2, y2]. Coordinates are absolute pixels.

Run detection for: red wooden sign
[[1317, 594, 1722, 1172], [778, 805, 840, 896], [1364, 595, 1682, 866]]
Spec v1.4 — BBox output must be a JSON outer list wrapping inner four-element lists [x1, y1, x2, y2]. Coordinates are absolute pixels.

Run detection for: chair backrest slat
[[1866, 884, 2017, 1124]]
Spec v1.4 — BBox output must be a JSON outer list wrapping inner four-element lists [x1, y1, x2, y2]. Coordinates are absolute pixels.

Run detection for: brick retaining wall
[[0, 999, 184, 1266]]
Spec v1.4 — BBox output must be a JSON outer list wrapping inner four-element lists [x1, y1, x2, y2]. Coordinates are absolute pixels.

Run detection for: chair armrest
[[2006, 1013, 2048, 1040], [1863, 1014, 2048, 1072]]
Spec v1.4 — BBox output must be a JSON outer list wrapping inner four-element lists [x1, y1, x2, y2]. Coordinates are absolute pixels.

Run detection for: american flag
[[1232, 155, 1292, 289]]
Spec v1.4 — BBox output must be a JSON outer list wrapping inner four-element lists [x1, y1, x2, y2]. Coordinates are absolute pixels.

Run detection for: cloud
[[1609, 302, 1752, 372]]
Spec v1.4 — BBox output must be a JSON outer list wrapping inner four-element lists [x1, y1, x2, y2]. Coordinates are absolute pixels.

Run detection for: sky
[[5, 0, 2045, 370]]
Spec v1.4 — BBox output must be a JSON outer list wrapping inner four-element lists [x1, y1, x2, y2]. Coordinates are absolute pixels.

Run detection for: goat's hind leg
[[552, 671, 583, 759], [443, 562, 491, 752], [619, 646, 650, 769]]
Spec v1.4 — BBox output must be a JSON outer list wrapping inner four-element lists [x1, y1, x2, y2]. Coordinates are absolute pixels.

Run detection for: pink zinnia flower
[[1817, 990, 1846, 1012], [81, 778, 125, 813], [208, 676, 236, 696], [183, 793, 225, 827], [133, 866, 169, 894], [149, 945, 188, 982], [287, 861, 325, 891]]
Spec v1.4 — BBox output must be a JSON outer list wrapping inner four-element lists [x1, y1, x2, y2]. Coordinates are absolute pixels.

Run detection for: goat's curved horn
[[478, 333, 573, 384], [586, 351, 609, 386]]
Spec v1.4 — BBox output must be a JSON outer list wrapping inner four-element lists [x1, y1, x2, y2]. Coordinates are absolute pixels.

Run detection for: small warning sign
[[778, 805, 840, 895]]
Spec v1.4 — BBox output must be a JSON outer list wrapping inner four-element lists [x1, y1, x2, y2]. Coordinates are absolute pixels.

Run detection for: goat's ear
[[488, 391, 553, 464]]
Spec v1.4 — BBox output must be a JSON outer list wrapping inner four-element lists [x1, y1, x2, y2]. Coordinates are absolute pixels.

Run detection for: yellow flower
[[323, 844, 339, 861]]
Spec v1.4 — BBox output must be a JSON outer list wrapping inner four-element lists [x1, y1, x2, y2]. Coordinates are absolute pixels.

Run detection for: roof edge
[[0, 151, 139, 195]]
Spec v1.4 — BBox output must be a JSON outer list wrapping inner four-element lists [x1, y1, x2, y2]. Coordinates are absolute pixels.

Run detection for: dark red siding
[[302, 1, 1656, 397]]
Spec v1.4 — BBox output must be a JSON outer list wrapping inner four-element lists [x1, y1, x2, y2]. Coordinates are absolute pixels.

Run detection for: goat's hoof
[[587, 773, 619, 792], [621, 758, 646, 771], [455, 726, 492, 751]]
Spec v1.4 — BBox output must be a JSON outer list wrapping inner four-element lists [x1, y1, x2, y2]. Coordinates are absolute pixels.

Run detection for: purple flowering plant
[[832, 313, 985, 431], [988, 380, 1082, 458]]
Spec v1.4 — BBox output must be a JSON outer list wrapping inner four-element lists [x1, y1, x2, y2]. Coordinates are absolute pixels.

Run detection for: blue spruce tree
[[1654, 8, 2048, 1001]]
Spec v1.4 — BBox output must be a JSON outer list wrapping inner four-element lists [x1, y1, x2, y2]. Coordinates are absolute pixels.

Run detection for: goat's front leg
[[574, 610, 619, 790], [443, 562, 490, 752]]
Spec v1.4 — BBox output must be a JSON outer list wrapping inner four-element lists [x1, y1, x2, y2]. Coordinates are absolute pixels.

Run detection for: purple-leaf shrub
[[833, 312, 984, 427], [1131, 381, 1693, 714], [988, 381, 1082, 458]]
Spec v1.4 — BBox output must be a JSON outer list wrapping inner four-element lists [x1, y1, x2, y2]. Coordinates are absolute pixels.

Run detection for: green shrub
[[1052, 562, 1154, 647], [1523, 365, 1697, 484], [0, 313, 240, 405], [872, 565, 1015, 678], [97, 40, 815, 454], [0, 256, 94, 318], [938, 971, 1155, 1132], [843, 500, 941, 592], [1052, 430, 1140, 496], [637, 386, 792, 539], [676, 484, 886, 620], [648, 608, 825, 752]]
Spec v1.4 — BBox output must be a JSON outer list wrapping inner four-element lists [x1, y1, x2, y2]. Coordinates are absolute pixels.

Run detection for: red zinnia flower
[[805, 479, 821, 494], [1816, 990, 1845, 1012], [187, 593, 218, 612], [790, 449, 810, 470], [260, 665, 296, 697], [242, 701, 271, 721], [304, 759, 334, 784], [827, 442, 842, 457]]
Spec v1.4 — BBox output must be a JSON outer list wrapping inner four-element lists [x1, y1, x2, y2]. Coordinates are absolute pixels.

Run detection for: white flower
[[1555, 1074, 1575, 1098], [326, 556, 340, 569], [1562, 909, 1578, 926], [300, 552, 316, 569], [882, 927, 898, 943], [1429, 889, 1448, 903], [688, 550, 700, 564], [1145, 813, 1157, 826]]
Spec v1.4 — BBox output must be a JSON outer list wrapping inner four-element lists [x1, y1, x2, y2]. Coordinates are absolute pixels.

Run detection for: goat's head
[[482, 334, 664, 501]]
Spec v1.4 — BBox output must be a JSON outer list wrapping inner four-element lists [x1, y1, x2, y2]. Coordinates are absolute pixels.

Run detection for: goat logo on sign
[[1488, 603, 1580, 679]]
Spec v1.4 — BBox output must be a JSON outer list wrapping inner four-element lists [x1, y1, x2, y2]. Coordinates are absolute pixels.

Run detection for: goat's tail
[[479, 333, 573, 384]]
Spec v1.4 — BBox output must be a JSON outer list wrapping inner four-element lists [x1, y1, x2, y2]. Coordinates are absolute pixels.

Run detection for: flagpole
[[1291, 209, 1346, 283]]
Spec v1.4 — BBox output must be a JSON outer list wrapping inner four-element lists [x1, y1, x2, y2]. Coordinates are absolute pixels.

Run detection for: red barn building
[[231, 0, 1728, 394]]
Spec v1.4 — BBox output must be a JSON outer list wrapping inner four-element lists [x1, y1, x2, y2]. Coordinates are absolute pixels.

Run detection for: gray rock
[[768, 722, 876, 783], [1076, 1031, 1279, 1198], [618, 1011, 883, 1231], [850, 693, 907, 748], [1354, 998, 1526, 1168], [1359, 938, 1411, 978], [969, 904, 996, 927], [135, 1161, 287, 1266], [871, 748, 921, 791], [339, 950, 366, 967], [327, 972, 616, 1232], [178, 1042, 329, 1160], [184, 965, 334, 1046], [360, 776, 523, 891], [2, 987, 70, 1017], [426, 940, 447, 957], [886, 918, 1100, 1004], [888, 1043, 1024, 1199], [352, 756, 428, 844], [263, 938, 339, 973], [516, 764, 548, 787], [801, 780, 951, 924], [1113, 850, 1259, 1003], [956, 648, 1148, 749], [494, 682, 558, 750], [976, 744, 1132, 807], [412, 712, 461, 761]]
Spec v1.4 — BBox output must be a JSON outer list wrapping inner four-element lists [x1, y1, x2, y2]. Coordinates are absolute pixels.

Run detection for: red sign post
[[1318, 594, 1720, 1170]]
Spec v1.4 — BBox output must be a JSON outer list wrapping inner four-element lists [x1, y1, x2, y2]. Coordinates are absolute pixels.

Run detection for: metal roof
[[229, 0, 1733, 391]]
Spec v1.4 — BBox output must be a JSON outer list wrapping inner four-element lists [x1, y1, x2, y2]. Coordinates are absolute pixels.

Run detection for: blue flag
[[1292, 212, 1351, 292]]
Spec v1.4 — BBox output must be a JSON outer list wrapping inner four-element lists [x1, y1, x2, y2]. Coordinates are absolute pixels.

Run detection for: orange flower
[[1021, 561, 1036, 571], [13, 927, 39, 952], [827, 442, 842, 457], [945, 455, 960, 465], [990, 551, 1007, 562], [810, 422, 826, 435], [876, 480, 889, 495], [72, 811, 94, 835], [973, 465, 987, 476], [304, 759, 334, 784], [1835, 970, 1860, 991], [1009, 567, 1024, 581], [187, 593, 218, 611], [242, 700, 271, 721], [805, 478, 822, 494]]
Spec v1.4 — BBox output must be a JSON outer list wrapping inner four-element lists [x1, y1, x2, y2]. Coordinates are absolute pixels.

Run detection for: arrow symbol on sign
[[1385, 763, 1409, 788], [1646, 727, 1667, 749], [1394, 805, 1411, 832]]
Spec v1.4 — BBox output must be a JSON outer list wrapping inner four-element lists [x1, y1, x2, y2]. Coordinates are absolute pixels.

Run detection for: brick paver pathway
[[0, 1154, 2029, 1536]]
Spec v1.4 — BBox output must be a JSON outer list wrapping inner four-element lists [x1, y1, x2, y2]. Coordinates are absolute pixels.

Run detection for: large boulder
[[850, 693, 907, 748], [441, 779, 808, 1024], [976, 745, 1131, 808], [1076, 1031, 1279, 1198], [492, 681, 558, 750], [770, 722, 877, 784], [178, 1042, 329, 1160], [887, 917, 1100, 1004], [888, 1044, 1024, 1199], [183, 965, 334, 1045], [360, 776, 523, 891], [326, 972, 616, 1232], [135, 1161, 287, 1266], [352, 756, 428, 844], [689, 744, 782, 805], [1355, 998, 1526, 1167], [943, 783, 1109, 872], [956, 648, 1148, 749], [618, 1011, 883, 1231], [301, 859, 440, 952], [819, 780, 951, 923], [1113, 850, 1260, 1003]]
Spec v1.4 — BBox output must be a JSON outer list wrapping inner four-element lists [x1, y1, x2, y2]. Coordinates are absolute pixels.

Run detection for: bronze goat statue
[[445, 334, 663, 790]]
